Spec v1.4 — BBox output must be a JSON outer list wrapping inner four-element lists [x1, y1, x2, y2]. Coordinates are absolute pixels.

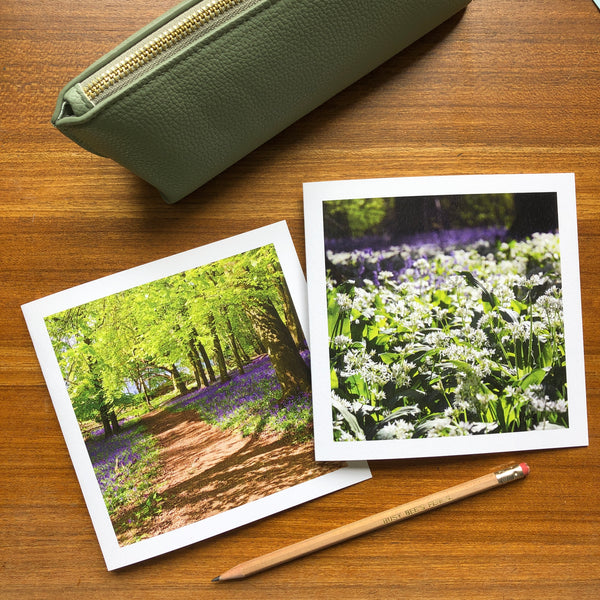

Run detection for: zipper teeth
[[83, 0, 245, 101]]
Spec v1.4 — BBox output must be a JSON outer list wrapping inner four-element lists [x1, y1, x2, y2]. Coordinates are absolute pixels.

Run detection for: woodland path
[[115, 405, 337, 545]]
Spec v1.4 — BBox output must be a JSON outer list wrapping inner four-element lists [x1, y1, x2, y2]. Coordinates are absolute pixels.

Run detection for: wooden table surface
[[2, 0, 599, 598]]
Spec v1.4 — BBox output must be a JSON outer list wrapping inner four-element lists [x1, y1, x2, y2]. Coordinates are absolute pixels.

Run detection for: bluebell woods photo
[[324, 192, 567, 442], [44, 244, 334, 545]]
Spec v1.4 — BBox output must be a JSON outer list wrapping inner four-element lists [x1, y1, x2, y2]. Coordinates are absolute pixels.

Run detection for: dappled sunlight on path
[[115, 407, 338, 544]]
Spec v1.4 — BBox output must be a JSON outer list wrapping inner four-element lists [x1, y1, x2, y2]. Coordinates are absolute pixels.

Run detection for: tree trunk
[[188, 343, 208, 388], [225, 315, 245, 374], [228, 311, 255, 363], [275, 278, 307, 351], [192, 329, 216, 383], [99, 403, 113, 439], [237, 336, 251, 363], [508, 192, 559, 239], [245, 297, 310, 400], [133, 368, 152, 409], [109, 410, 120, 434], [208, 313, 230, 383], [131, 349, 152, 408], [84, 338, 115, 437], [249, 325, 267, 355], [198, 340, 216, 383], [140, 377, 152, 408], [170, 363, 188, 395]]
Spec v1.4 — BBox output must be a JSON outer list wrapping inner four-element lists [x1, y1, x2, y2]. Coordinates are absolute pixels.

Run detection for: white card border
[[304, 174, 588, 461], [22, 221, 370, 570]]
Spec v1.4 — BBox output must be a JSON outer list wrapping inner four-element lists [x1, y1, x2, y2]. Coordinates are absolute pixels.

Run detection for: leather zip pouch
[[52, 0, 471, 203]]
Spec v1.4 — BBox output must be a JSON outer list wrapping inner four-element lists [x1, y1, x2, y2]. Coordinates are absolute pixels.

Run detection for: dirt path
[[115, 407, 338, 544]]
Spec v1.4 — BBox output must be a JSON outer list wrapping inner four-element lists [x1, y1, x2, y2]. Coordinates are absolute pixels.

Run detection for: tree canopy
[[323, 192, 558, 243], [46, 245, 308, 437]]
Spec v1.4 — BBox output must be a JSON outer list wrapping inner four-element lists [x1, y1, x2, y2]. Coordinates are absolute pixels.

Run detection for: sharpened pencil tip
[[211, 576, 220, 582]]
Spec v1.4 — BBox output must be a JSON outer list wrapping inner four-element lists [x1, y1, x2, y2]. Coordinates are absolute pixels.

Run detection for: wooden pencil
[[212, 463, 530, 581]]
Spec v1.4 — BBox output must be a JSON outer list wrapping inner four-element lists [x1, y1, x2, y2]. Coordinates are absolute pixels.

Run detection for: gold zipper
[[81, 0, 248, 103]]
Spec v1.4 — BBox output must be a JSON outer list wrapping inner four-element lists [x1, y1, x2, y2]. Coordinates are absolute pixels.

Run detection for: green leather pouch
[[52, 0, 471, 203]]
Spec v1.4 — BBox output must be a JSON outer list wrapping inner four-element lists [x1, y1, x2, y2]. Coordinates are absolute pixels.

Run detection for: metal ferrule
[[495, 464, 527, 485]]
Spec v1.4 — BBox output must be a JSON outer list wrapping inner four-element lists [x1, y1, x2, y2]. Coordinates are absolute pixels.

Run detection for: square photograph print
[[304, 174, 588, 461], [22, 222, 370, 569]]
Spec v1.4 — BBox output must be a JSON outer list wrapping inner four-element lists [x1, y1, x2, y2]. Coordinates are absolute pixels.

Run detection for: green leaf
[[498, 308, 519, 324], [432, 289, 452, 307], [438, 359, 474, 374], [330, 368, 339, 390], [459, 271, 498, 308], [538, 341, 554, 368], [510, 299, 528, 314], [519, 367, 550, 390], [365, 323, 380, 341], [332, 397, 364, 440], [496, 398, 507, 430], [379, 352, 400, 365], [350, 319, 365, 341]]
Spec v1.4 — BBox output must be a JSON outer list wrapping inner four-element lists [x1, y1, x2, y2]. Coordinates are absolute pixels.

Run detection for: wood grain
[[1, 1, 599, 598]]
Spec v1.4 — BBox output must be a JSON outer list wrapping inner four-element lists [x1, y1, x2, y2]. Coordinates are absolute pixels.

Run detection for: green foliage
[[133, 492, 164, 524], [171, 354, 314, 442], [45, 244, 293, 429], [323, 194, 515, 239], [328, 232, 568, 441], [86, 422, 163, 539], [325, 197, 392, 238], [439, 194, 514, 230]]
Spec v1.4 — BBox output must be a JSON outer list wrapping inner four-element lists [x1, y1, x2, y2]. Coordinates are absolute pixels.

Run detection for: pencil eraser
[[519, 463, 530, 476]]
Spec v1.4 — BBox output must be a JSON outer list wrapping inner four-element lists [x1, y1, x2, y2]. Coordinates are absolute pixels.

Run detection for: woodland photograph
[[323, 192, 569, 443], [45, 243, 334, 545]]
